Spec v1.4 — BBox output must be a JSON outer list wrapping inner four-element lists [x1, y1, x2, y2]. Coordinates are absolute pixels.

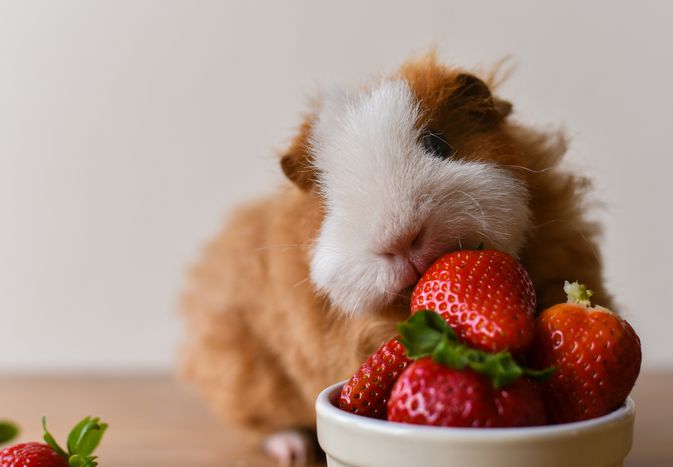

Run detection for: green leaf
[[42, 417, 68, 458], [62, 415, 107, 467], [69, 454, 86, 466], [75, 422, 108, 457], [67, 416, 92, 454], [433, 340, 526, 388], [396, 312, 555, 388], [431, 336, 468, 369], [407, 310, 457, 339], [486, 354, 523, 389], [69, 454, 98, 467], [397, 322, 444, 358], [44, 415, 107, 467], [0, 421, 19, 445]]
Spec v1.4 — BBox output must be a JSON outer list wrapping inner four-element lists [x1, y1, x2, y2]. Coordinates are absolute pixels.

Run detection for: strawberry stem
[[398, 310, 554, 388], [42, 417, 68, 458], [564, 281, 593, 306]]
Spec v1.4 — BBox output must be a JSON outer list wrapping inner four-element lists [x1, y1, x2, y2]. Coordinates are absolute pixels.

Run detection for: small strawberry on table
[[0, 416, 107, 467]]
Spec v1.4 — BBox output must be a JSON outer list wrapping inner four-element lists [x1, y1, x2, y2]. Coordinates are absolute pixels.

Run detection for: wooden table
[[1, 372, 671, 466]]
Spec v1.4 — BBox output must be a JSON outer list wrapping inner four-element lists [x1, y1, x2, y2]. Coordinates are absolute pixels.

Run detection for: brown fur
[[180, 54, 611, 437]]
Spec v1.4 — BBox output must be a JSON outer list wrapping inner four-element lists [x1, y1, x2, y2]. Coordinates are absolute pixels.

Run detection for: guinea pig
[[180, 53, 612, 464]]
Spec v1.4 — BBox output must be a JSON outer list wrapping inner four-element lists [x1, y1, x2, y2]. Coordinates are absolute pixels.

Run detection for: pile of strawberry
[[339, 250, 641, 427]]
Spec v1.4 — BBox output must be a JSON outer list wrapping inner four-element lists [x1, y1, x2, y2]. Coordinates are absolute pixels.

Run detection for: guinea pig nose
[[410, 227, 424, 249], [381, 228, 424, 258]]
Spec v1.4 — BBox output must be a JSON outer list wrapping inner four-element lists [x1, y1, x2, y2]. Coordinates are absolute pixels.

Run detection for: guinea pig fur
[[180, 53, 612, 450]]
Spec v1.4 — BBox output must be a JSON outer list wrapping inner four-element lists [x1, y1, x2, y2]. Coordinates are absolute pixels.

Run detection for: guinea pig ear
[[279, 117, 317, 191], [280, 150, 315, 191], [450, 73, 509, 126], [494, 96, 513, 119]]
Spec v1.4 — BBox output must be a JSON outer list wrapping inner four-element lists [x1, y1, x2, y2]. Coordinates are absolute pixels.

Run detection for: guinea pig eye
[[421, 131, 457, 159]]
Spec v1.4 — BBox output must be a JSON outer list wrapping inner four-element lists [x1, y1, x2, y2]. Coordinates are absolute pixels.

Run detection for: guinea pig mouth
[[397, 242, 475, 292], [398, 264, 421, 291], [408, 255, 428, 277], [387, 254, 425, 292]]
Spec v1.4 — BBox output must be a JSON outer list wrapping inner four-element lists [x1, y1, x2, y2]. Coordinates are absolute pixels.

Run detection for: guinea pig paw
[[262, 429, 313, 466]]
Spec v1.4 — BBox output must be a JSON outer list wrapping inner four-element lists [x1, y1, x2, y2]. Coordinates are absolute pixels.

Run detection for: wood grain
[[1, 372, 671, 466]]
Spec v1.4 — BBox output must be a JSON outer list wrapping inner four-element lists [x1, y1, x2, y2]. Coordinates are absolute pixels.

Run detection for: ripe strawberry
[[530, 282, 641, 423], [387, 310, 550, 427], [0, 416, 108, 467], [339, 338, 411, 419], [387, 358, 546, 427], [411, 250, 536, 354], [0, 443, 68, 467]]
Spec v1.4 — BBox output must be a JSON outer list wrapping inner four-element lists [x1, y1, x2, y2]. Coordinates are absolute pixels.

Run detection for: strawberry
[[0, 416, 108, 467], [339, 338, 411, 419], [530, 281, 641, 423], [387, 311, 549, 427], [387, 358, 546, 427], [411, 250, 536, 354], [0, 443, 68, 467]]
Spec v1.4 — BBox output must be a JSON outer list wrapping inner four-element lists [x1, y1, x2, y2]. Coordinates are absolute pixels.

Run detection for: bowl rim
[[316, 380, 635, 441]]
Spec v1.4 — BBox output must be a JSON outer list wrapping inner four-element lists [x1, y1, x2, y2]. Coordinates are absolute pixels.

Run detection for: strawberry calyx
[[563, 281, 614, 314], [398, 310, 553, 389], [563, 281, 593, 306], [42, 416, 108, 467]]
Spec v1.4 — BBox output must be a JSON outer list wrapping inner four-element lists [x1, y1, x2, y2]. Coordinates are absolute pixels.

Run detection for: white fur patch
[[309, 80, 530, 315]]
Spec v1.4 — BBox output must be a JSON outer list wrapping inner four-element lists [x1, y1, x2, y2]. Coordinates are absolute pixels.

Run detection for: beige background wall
[[1, 1, 671, 371]]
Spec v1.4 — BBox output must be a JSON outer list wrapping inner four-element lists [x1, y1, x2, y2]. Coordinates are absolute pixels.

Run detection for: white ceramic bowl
[[316, 381, 635, 467]]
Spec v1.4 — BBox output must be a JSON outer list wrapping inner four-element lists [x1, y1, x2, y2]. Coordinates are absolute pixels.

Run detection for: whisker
[[382, 288, 409, 300], [455, 190, 486, 220], [234, 243, 314, 254], [349, 293, 363, 317], [474, 230, 497, 244], [478, 226, 512, 239], [458, 210, 489, 232], [293, 277, 310, 288], [502, 164, 554, 174]]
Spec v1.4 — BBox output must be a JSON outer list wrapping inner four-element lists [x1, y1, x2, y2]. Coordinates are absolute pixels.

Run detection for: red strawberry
[[411, 250, 536, 354], [339, 338, 411, 418], [0, 443, 67, 467], [0, 416, 108, 467], [387, 358, 546, 427], [387, 310, 550, 427], [530, 282, 641, 423]]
